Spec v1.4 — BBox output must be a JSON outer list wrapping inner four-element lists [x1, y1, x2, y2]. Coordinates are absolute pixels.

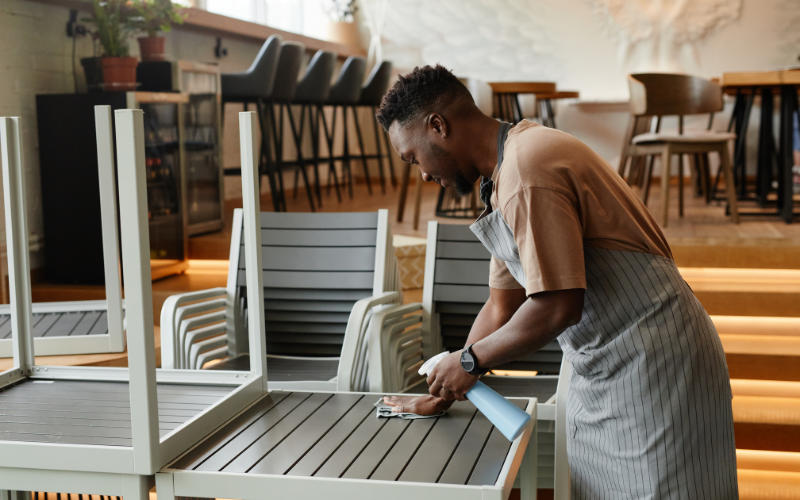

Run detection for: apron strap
[[479, 121, 512, 211]]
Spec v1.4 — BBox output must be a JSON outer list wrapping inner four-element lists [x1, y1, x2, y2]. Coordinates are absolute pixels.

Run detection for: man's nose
[[421, 171, 433, 182]]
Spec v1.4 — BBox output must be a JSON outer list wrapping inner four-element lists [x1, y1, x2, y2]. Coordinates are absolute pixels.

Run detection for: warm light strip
[[737, 449, 800, 474], [185, 259, 230, 275], [488, 370, 539, 377], [711, 315, 800, 337], [731, 379, 800, 399], [679, 267, 800, 293]]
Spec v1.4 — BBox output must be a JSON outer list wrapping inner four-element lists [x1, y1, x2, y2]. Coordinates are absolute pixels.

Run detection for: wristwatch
[[460, 343, 489, 376]]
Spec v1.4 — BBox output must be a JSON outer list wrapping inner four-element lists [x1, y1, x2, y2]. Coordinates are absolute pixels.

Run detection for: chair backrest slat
[[430, 223, 563, 374], [235, 210, 381, 357], [628, 73, 723, 117]]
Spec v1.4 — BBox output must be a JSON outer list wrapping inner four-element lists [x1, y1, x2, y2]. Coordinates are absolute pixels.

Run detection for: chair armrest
[[365, 303, 424, 393], [160, 288, 228, 369], [336, 291, 402, 392]]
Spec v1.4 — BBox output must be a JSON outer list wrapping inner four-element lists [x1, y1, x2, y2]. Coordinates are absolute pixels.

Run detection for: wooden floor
[[191, 174, 800, 269]]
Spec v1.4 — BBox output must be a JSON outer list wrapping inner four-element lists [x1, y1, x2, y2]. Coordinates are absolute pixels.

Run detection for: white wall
[[381, 0, 800, 101], [380, 0, 800, 175]]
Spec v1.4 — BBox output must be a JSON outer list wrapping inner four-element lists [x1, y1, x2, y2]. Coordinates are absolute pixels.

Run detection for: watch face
[[461, 350, 476, 372]]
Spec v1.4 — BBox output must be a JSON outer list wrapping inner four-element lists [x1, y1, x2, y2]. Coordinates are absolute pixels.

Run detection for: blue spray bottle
[[419, 352, 531, 441]]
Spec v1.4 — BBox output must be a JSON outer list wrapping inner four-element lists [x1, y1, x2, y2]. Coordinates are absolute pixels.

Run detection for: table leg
[[733, 90, 755, 200], [757, 87, 775, 205], [397, 162, 411, 222], [514, 94, 524, 124], [413, 171, 423, 231], [779, 85, 797, 223]]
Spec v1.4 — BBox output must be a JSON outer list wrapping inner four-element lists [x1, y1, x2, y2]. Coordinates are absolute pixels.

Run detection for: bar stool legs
[[317, 104, 342, 203], [347, 105, 373, 194], [285, 103, 316, 211]]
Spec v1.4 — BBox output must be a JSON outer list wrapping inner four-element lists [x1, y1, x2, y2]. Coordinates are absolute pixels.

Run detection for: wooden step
[[681, 268, 800, 317], [738, 450, 800, 499], [732, 382, 800, 452]]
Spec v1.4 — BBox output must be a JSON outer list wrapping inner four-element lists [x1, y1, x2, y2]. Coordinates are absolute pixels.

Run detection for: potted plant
[[83, 0, 139, 90], [325, 0, 361, 47], [129, 0, 185, 62]]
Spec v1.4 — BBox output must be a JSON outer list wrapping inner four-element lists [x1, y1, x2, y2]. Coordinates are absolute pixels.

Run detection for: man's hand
[[427, 350, 479, 402], [383, 394, 453, 416]]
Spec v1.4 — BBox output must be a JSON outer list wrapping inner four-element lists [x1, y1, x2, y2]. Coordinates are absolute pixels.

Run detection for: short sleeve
[[502, 186, 587, 295], [489, 255, 524, 290]]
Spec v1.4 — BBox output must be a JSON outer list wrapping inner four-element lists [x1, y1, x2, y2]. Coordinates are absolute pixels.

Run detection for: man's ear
[[426, 113, 448, 139]]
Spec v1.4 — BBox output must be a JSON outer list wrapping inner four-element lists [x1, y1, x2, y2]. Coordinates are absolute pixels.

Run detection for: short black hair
[[376, 64, 473, 131]]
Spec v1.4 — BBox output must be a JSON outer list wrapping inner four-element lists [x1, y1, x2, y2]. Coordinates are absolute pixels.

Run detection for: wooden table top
[[721, 69, 800, 87], [535, 90, 580, 100], [488, 81, 557, 94]]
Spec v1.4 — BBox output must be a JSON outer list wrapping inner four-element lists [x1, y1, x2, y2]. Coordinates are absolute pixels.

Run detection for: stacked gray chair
[[322, 56, 370, 198], [221, 35, 282, 209], [357, 61, 396, 191], [264, 41, 306, 212], [281, 50, 337, 210], [160, 209, 402, 392], [366, 221, 563, 492]]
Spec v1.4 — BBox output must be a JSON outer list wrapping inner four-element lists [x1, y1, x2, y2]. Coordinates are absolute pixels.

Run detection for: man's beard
[[430, 142, 474, 198], [453, 170, 474, 198]]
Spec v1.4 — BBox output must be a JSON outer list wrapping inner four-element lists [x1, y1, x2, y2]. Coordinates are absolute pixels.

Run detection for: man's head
[[376, 65, 486, 196]]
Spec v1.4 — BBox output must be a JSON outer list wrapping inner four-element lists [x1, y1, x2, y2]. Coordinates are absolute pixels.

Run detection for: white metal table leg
[[123, 475, 151, 500], [520, 421, 538, 500], [155, 473, 176, 500]]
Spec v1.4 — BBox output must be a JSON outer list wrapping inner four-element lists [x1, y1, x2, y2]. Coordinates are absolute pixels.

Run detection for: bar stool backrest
[[328, 56, 367, 104], [222, 35, 282, 99], [359, 61, 393, 106], [270, 42, 306, 102], [628, 73, 724, 117], [294, 50, 337, 103]]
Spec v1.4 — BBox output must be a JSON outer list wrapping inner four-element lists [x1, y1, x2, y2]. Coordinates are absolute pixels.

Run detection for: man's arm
[[464, 287, 528, 347], [426, 288, 584, 402], [382, 286, 527, 415]]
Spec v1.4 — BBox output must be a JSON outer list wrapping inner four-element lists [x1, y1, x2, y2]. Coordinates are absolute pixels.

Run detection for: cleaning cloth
[[374, 398, 445, 419]]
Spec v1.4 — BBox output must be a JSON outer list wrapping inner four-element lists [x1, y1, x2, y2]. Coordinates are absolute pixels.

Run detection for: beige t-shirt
[[488, 121, 672, 295]]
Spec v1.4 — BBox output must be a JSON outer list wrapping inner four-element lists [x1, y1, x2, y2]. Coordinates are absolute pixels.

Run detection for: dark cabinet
[[37, 92, 189, 284]]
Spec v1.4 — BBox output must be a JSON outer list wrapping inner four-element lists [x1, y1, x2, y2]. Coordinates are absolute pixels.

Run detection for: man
[[377, 65, 738, 498]]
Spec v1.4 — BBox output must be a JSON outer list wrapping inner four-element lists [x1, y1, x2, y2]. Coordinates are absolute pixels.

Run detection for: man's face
[[388, 118, 475, 197]]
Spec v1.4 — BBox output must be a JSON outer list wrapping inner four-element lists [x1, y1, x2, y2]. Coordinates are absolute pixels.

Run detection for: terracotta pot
[[101, 57, 139, 91], [138, 36, 166, 62], [326, 21, 361, 47]]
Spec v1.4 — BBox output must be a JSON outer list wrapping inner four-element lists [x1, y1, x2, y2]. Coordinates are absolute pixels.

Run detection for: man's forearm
[[472, 289, 584, 369], [464, 288, 528, 347]]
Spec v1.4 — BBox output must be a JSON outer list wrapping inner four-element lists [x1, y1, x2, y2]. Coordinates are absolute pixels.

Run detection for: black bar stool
[[220, 35, 282, 210], [286, 50, 336, 209], [323, 56, 368, 198], [267, 42, 312, 211], [357, 61, 396, 193]]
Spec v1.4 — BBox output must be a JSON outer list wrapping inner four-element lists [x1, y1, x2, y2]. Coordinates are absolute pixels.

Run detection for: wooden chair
[[159, 209, 403, 392], [618, 73, 740, 227], [366, 222, 564, 492]]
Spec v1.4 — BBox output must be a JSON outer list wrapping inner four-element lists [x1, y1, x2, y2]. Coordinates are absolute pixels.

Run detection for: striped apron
[[469, 123, 738, 499]]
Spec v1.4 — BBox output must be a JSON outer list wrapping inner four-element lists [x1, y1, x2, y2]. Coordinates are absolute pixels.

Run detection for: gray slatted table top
[[208, 355, 339, 382], [408, 375, 558, 402], [0, 310, 113, 339], [170, 391, 530, 486], [0, 379, 233, 447]]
